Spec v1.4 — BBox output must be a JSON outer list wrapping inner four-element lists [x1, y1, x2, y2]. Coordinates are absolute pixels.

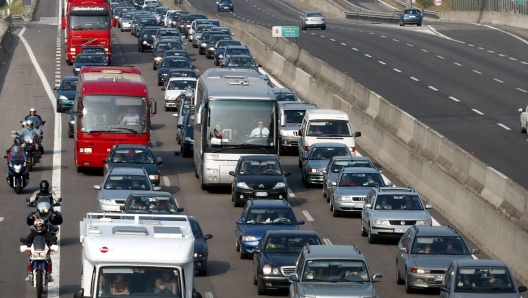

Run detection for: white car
[[519, 105, 528, 133], [161, 77, 197, 111]]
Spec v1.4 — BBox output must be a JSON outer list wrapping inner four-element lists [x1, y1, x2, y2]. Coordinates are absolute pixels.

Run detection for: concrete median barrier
[[162, 0, 528, 285], [0, 19, 14, 91]]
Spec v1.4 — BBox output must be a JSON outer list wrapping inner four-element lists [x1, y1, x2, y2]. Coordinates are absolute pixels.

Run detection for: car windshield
[[284, 110, 307, 123], [189, 220, 203, 238], [302, 259, 370, 282], [338, 173, 384, 187], [227, 57, 256, 67], [165, 51, 188, 58], [158, 30, 180, 37], [167, 80, 196, 91], [455, 266, 515, 293], [111, 149, 154, 164], [142, 29, 158, 38], [238, 159, 283, 175], [276, 92, 297, 102], [263, 235, 321, 253], [374, 194, 424, 210], [104, 175, 151, 190], [76, 54, 104, 63], [197, 26, 213, 33], [97, 267, 182, 297], [411, 236, 469, 255], [307, 121, 350, 136], [125, 195, 179, 213], [245, 208, 295, 225], [162, 58, 188, 68], [309, 147, 349, 160], [156, 42, 183, 51], [331, 160, 374, 172], [80, 96, 147, 134], [60, 79, 78, 90]]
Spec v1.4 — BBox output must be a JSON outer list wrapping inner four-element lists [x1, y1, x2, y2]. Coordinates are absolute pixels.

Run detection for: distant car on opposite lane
[[217, 0, 234, 11]]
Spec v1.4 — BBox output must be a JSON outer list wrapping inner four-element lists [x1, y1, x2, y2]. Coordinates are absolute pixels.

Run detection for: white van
[[297, 109, 361, 165], [73, 213, 203, 298]]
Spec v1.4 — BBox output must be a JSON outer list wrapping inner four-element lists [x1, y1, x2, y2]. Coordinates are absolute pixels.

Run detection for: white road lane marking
[[428, 86, 438, 91], [378, 61, 386, 65], [393, 69, 401, 73], [393, 39, 399, 42], [494, 78, 504, 83], [517, 88, 527, 93], [498, 123, 511, 130], [323, 238, 332, 245], [340, 43, 346, 46], [454, 62, 462, 66], [483, 24, 528, 45], [406, 44, 413, 47], [498, 54, 506, 57], [302, 210, 314, 221], [449, 96, 460, 102], [0, 217, 3, 223], [520, 61, 528, 64], [509, 57, 518, 61], [287, 188, 295, 198], [487, 50, 495, 53], [437, 55, 445, 59], [162, 176, 171, 186], [330, 39, 335, 41], [472, 109, 484, 115], [352, 48, 358, 51], [478, 47, 484, 50], [364, 54, 371, 58], [473, 70, 482, 74], [421, 49, 428, 52], [468, 44, 475, 47], [410, 77, 419, 81]]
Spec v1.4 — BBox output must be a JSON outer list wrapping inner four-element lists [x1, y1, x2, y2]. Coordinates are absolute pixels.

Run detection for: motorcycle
[[19, 236, 58, 298], [21, 134, 42, 172], [5, 153, 29, 194], [26, 196, 63, 235]]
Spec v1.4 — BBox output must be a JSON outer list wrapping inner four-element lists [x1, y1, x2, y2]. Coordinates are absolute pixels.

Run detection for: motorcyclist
[[24, 107, 45, 130], [5, 145, 28, 180], [18, 120, 44, 156], [22, 219, 57, 281], [5, 136, 23, 156], [28, 180, 59, 205]]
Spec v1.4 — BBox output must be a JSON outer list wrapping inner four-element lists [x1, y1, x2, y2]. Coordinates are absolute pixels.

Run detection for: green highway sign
[[272, 26, 299, 38]]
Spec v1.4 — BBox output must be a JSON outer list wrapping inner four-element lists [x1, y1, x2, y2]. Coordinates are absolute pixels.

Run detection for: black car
[[205, 34, 232, 59], [80, 45, 109, 65], [253, 230, 322, 295], [68, 109, 75, 138], [213, 40, 241, 66], [157, 56, 195, 86], [134, 16, 158, 37], [73, 54, 107, 75], [198, 31, 225, 55], [54, 76, 78, 112], [217, 0, 234, 12], [188, 215, 213, 276], [178, 108, 194, 157], [152, 40, 186, 70], [171, 11, 190, 29], [137, 26, 161, 52], [229, 155, 291, 207], [103, 144, 163, 185], [153, 28, 182, 49], [158, 50, 194, 70]]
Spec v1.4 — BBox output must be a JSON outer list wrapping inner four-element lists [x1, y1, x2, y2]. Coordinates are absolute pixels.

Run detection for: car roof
[[454, 259, 507, 267], [341, 167, 381, 174], [108, 167, 147, 175], [303, 245, 365, 260], [279, 102, 317, 110], [310, 142, 349, 148], [168, 76, 197, 81], [227, 55, 254, 59], [62, 76, 78, 81], [225, 45, 249, 49], [247, 199, 292, 208], [272, 87, 294, 93], [373, 186, 418, 195], [412, 225, 463, 237], [240, 155, 280, 161], [164, 56, 188, 60]]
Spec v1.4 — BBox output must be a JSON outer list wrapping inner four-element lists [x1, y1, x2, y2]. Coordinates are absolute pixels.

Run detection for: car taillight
[[305, 18, 309, 21], [321, 18, 325, 20]]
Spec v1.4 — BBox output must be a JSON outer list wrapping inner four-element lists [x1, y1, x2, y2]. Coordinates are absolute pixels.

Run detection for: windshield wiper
[[72, 26, 84, 30], [107, 126, 139, 134], [212, 144, 268, 153]]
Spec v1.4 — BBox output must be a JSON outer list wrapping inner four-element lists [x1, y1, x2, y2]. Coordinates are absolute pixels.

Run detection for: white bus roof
[[80, 213, 194, 265], [199, 69, 274, 100], [305, 109, 349, 121]]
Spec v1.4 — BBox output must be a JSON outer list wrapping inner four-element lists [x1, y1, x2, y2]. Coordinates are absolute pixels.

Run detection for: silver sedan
[[301, 12, 326, 30]]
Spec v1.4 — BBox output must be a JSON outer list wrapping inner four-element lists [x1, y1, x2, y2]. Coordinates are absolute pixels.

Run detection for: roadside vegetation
[[0, 0, 27, 16]]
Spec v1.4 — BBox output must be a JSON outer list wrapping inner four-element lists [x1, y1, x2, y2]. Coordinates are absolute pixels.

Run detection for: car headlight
[[98, 198, 112, 204], [336, 196, 352, 201], [143, 41, 148, 45], [416, 220, 431, 226], [74, 68, 80, 71], [13, 164, 22, 173], [241, 236, 257, 242], [208, 47, 214, 51], [262, 264, 280, 275], [149, 175, 159, 180], [172, 21, 176, 24], [411, 268, 430, 274], [194, 252, 205, 258], [200, 42, 206, 47], [69, 120, 75, 125], [272, 182, 286, 189], [155, 57, 163, 61], [206, 168, 218, 173], [162, 73, 168, 77], [279, 129, 289, 136], [236, 182, 250, 189], [59, 95, 68, 100], [307, 168, 321, 173], [373, 219, 390, 225]]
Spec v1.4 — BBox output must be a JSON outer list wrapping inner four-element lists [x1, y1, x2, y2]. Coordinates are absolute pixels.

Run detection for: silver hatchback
[[301, 12, 326, 30]]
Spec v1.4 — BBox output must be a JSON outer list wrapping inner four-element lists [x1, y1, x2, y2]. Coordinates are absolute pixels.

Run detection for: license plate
[[434, 275, 444, 281], [255, 192, 267, 197], [409, 15, 415, 18], [312, 18, 320, 21], [394, 228, 407, 233]]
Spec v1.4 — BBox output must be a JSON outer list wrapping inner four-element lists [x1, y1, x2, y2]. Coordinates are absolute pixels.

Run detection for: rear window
[[405, 9, 421, 14], [307, 12, 323, 17]]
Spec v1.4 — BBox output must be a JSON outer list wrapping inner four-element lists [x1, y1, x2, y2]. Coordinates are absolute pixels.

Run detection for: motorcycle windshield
[[37, 202, 52, 221], [8, 154, 25, 163], [33, 236, 46, 251], [37, 196, 52, 205]]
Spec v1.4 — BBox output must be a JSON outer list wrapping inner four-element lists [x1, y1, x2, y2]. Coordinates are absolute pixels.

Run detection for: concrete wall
[[162, 0, 528, 285], [0, 19, 14, 84], [439, 10, 528, 29]]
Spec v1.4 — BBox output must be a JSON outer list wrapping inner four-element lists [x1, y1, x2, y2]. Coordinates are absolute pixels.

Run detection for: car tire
[[240, 249, 247, 259], [323, 185, 327, 198], [121, 28, 124, 32], [522, 124, 527, 133], [361, 224, 368, 237], [321, 25, 326, 30], [199, 268, 207, 276], [298, 158, 302, 168], [177, 135, 181, 145], [56, 106, 61, 113], [253, 274, 258, 285], [405, 274, 414, 293], [139, 45, 143, 53], [257, 279, 266, 295], [153, 63, 157, 70], [301, 25, 306, 30], [158, 80, 162, 86], [76, 166, 83, 173], [331, 202, 339, 217], [396, 262, 405, 285], [236, 239, 240, 252], [417, 23, 422, 26], [368, 226, 378, 244]]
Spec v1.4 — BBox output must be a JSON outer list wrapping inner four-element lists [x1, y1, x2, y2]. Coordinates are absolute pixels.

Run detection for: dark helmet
[[13, 137, 21, 146], [12, 145, 21, 153], [40, 180, 50, 193]]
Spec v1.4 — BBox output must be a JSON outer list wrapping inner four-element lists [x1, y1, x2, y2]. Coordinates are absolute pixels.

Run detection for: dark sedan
[[400, 8, 422, 26], [205, 35, 232, 59], [160, 50, 194, 70], [229, 155, 290, 207], [178, 108, 194, 157], [80, 45, 109, 65], [221, 54, 261, 74], [103, 144, 163, 186], [301, 142, 351, 187], [253, 230, 322, 295], [134, 17, 159, 37], [213, 40, 241, 66], [217, 0, 234, 12], [152, 40, 186, 70], [72, 54, 107, 76], [138, 26, 161, 52], [188, 216, 213, 276], [54, 76, 78, 112], [157, 56, 195, 86]]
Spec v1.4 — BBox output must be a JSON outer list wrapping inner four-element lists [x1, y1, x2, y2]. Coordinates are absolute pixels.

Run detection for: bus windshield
[[70, 15, 110, 30], [80, 96, 147, 134], [206, 100, 276, 149]]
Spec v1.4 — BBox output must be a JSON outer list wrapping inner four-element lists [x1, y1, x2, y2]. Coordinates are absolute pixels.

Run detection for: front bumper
[[406, 272, 445, 288], [333, 200, 365, 213], [305, 172, 323, 184], [57, 100, 74, 111], [97, 202, 124, 213], [194, 255, 208, 272], [240, 239, 259, 254], [121, 23, 131, 30], [165, 100, 177, 108], [371, 224, 411, 238], [280, 136, 299, 148], [257, 275, 291, 290], [233, 189, 288, 205]]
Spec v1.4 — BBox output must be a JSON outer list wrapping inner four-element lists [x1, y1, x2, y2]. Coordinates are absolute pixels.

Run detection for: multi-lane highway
[[0, 0, 526, 297]]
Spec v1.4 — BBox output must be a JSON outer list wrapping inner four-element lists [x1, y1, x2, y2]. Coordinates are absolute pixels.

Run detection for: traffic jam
[[15, 0, 527, 297]]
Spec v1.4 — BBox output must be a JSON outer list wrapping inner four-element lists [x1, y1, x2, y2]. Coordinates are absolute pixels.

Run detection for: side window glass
[[445, 264, 453, 287]]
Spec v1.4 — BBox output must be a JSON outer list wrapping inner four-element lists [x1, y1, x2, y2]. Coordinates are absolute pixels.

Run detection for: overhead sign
[[434, 0, 442, 6], [272, 26, 299, 38]]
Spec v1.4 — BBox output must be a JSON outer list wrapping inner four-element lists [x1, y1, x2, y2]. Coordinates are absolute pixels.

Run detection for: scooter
[[20, 235, 58, 298], [5, 153, 29, 194]]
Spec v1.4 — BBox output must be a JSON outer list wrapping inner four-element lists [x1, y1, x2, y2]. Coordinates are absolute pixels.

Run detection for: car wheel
[[368, 226, 378, 244], [298, 158, 302, 168], [121, 28, 123, 32], [56, 106, 61, 113], [153, 63, 157, 70], [361, 224, 368, 237], [522, 124, 526, 133], [323, 185, 327, 198], [257, 279, 266, 295], [321, 25, 326, 30], [402, 22, 405, 27], [199, 268, 207, 276], [396, 261, 405, 284], [253, 274, 258, 285], [177, 135, 181, 145], [417, 23, 422, 26], [301, 25, 306, 30], [240, 248, 247, 259], [76, 166, 83, 173], [332, 202, 339, 217], [158, 80, 162, 86], [405, 273, 414, 293], [139, 45, 143, 53], [236, 239, 240, 252]]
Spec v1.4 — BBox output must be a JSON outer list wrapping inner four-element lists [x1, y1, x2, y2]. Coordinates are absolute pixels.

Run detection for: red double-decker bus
[[62, 0, 114, 65], [72, 66, 157, 172]]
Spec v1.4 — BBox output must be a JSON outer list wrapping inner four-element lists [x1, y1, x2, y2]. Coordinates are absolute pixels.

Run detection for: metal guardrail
[[345, 11, 400, 24], [453, 0, 528, 15]]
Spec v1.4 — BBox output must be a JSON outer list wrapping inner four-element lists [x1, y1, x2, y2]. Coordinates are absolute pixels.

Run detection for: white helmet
[[26, 120, 33, 126], [30, 107, 36, 112], [21, 120, 28, 128]]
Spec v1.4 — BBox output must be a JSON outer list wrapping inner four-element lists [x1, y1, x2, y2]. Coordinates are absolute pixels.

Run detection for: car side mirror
[[161, 87, 166, 91], [298, 220, 305, 225], [153, 186, 162, 191], [519, 108, 525, 112], [53, 87, 58, 91], [519, 286, 527, 293], [399, 247, 407, 253], [425, 204, 433, 209], [103, 158, 109, 164], [156, 157, 163, 165], [290, 273, 299, 282], [386, 181, 393, 187], [236, 219, 243, 225], [372, 274, 382, 282], [205, 234, 212, 240], [257, 64, 262, 67], [229, 171, 235, 176], [94, 185, 101, 190], [471, 248, 480, 254], [354, 131, 361, 137], [74, 289, 84, 298], [284, 172, 291, 177]]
